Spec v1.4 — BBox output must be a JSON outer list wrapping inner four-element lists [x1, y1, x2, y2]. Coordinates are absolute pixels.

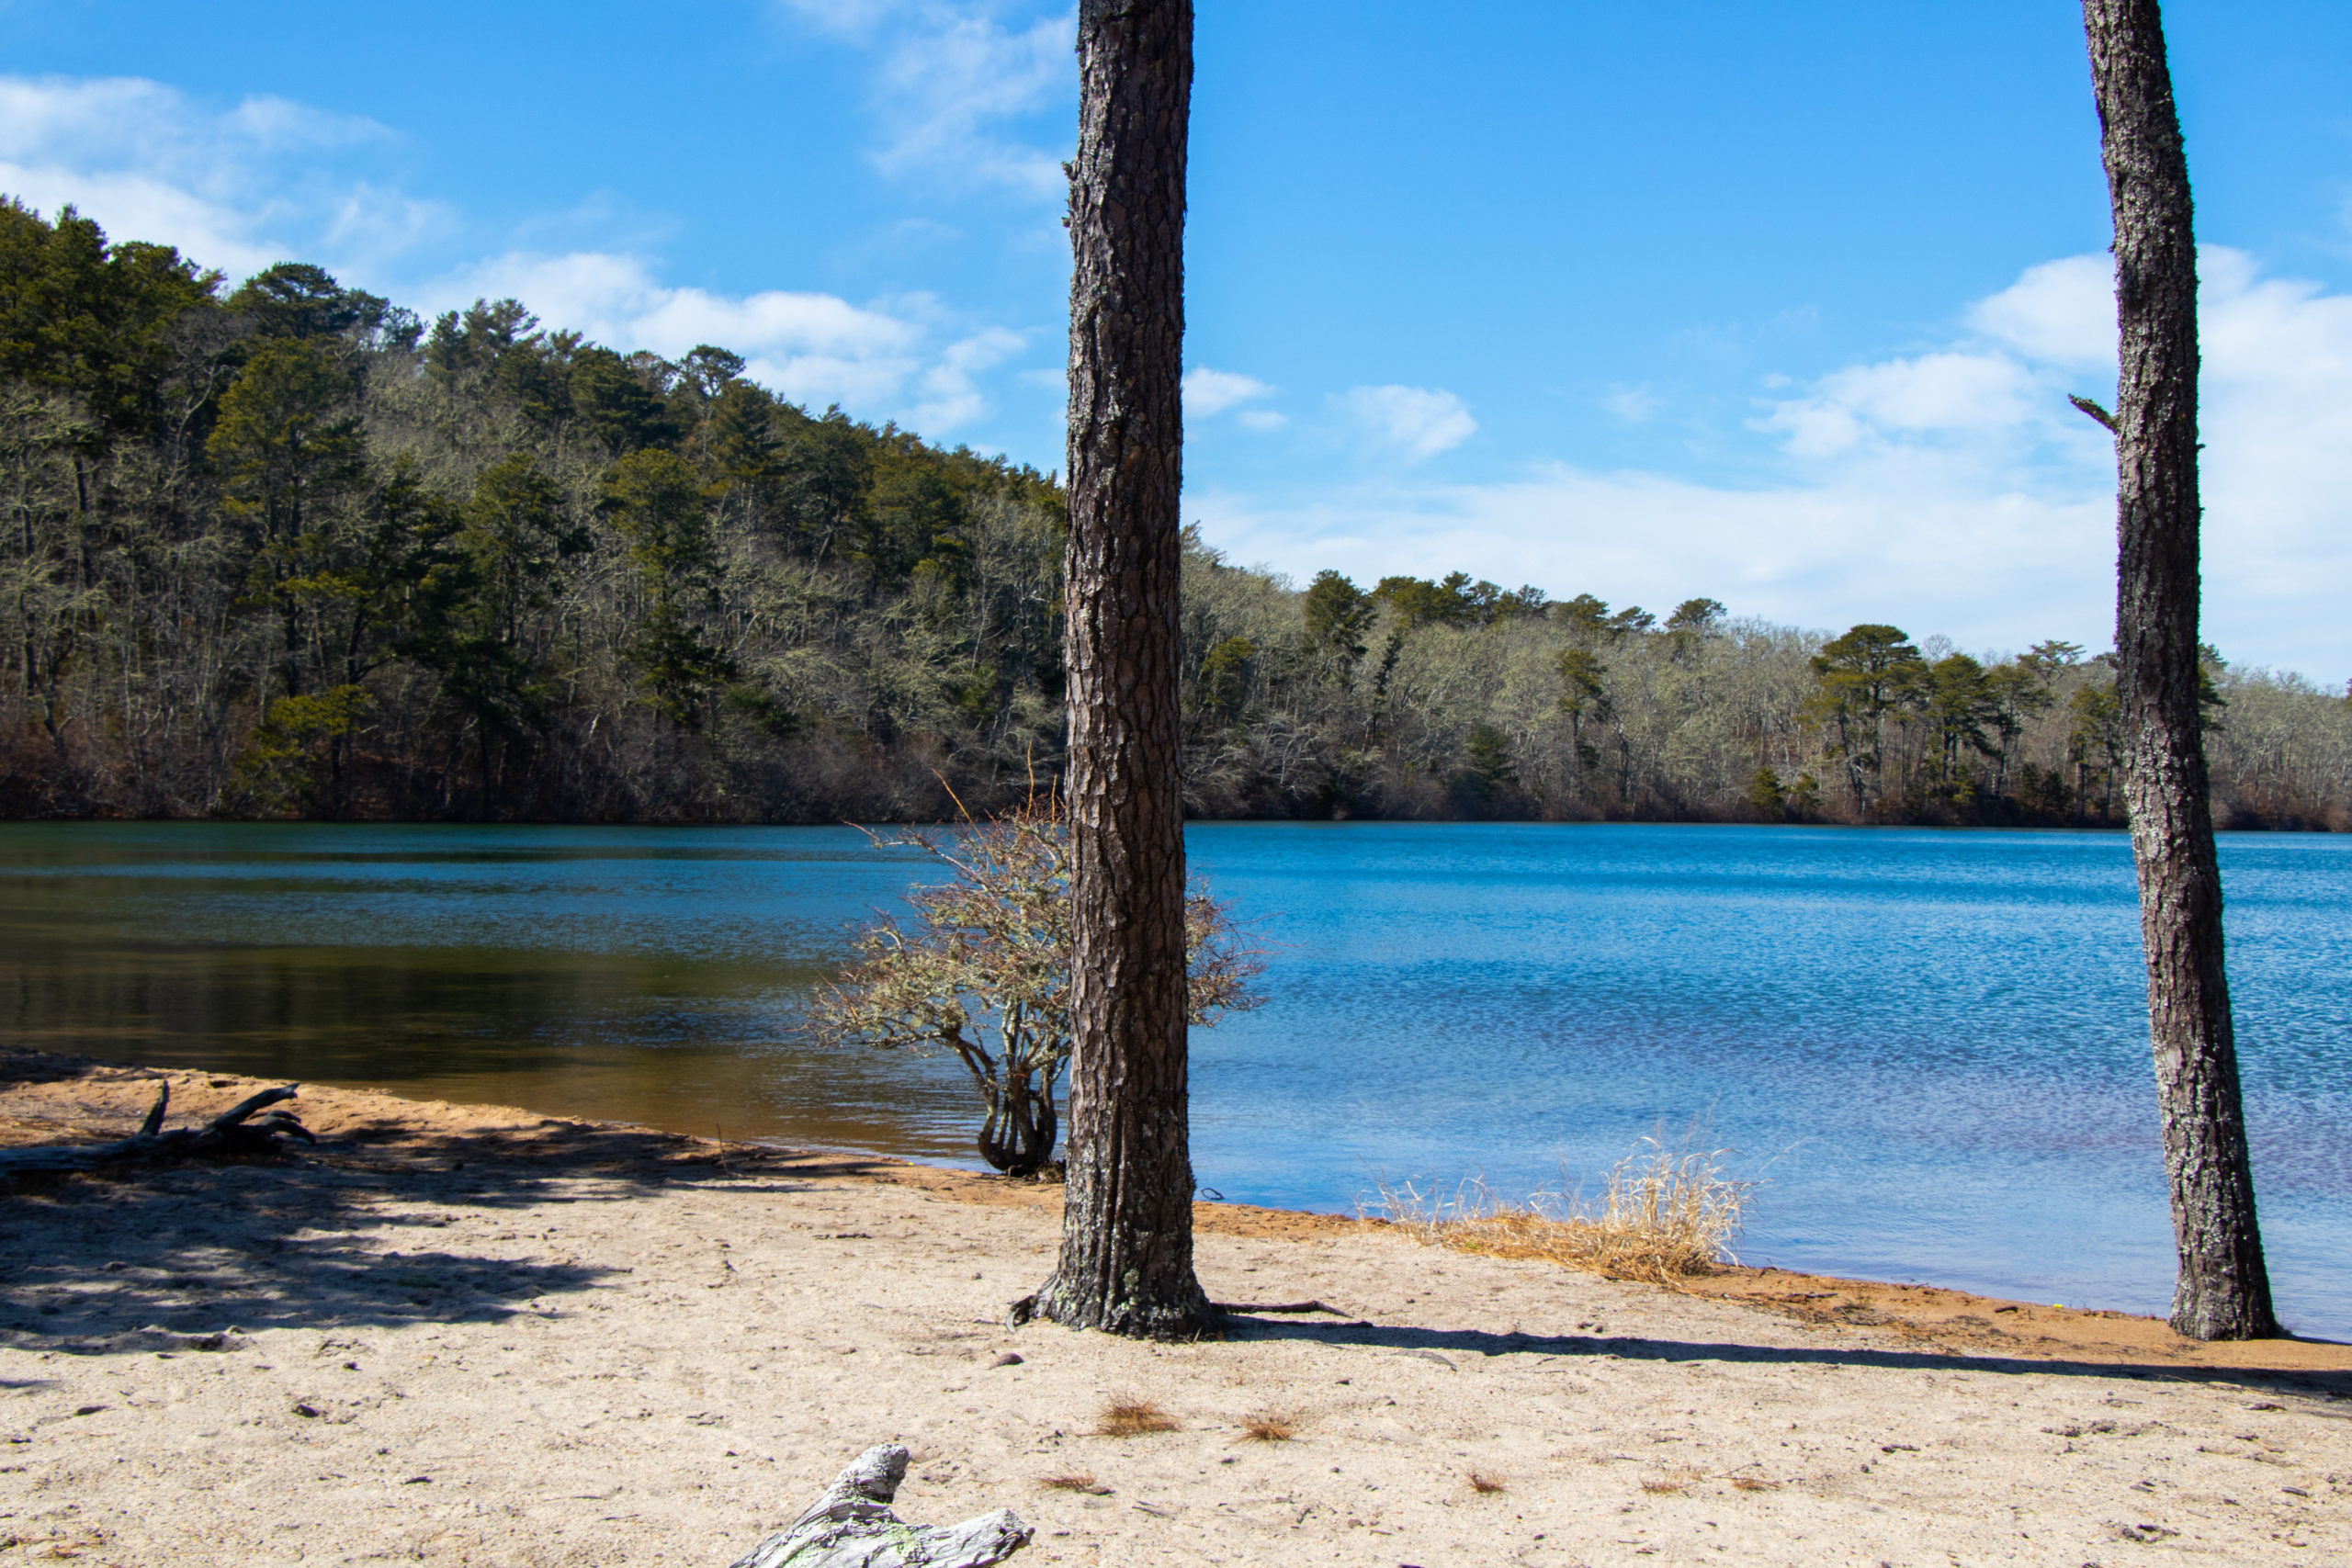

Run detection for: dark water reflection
[[3, 821, 2347, 1337]]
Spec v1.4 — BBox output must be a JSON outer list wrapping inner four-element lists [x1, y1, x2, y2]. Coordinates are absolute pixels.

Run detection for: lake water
[[3, 821, 2347, 1337]]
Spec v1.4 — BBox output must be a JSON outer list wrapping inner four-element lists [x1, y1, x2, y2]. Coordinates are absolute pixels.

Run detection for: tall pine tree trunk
[[1034, 0, 1212, 1338], [2081, 0, 2278, 1340]]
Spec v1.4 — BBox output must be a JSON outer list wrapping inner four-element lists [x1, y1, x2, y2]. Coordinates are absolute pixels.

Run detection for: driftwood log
[[728, 1444, 1029, 1568], [0, 1081, 314, 1176]]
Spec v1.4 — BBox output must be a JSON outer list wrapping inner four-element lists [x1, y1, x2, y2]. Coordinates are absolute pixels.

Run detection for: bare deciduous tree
[[2080, 0, 2278, 1340]]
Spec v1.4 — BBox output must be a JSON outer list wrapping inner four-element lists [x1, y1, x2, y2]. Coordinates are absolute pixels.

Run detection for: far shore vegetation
[[5, 199, 2347, 830]]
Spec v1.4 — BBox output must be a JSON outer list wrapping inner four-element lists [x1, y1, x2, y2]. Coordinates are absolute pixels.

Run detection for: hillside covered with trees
[[4, 202, 2347, 829]]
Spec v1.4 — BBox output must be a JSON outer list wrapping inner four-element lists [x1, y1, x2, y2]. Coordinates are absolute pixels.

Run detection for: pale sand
[[4, 1053, 2349, 1567]]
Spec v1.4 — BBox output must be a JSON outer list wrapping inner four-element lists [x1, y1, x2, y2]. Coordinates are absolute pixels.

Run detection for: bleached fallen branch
[[728, 1444, 1030, 1568]]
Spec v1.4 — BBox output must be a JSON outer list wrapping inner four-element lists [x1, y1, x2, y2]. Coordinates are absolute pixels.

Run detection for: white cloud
[[778, 2, 1074, 198], [422, 252, 1022, 432], [1193, 457, 2112, 664], [3, 70, 1038, 437], [777, 0, 907, 37], [1758, 351, 2043, 458], [0, 73, 444, 280], [1338, 384, 1478, 460], [1236, 408, 1289, 433], [1198, 251, 2352, 682], [1967, 254, 2117, 368], [1182, 367, 1273, 417]]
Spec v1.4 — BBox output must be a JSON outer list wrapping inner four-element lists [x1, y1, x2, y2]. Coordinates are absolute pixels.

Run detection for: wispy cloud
[[1183, 367, 1276, 418], [776, 1, 1074, 198], [1602, 383, 1659, 423], [1337, 383, 1478, 460], [424, 251, 1024, 432], [1200, 251, 2352, 682], [3, 70, 1035, 436], [0, 73, 446, 278]]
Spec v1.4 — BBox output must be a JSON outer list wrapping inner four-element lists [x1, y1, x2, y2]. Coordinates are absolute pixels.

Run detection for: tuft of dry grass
[[1237, 1411, 1295, 1442], [1731, 1476, 1781, 1493], [1037, 1472, 1111, 1495], [1096, 1395, 1178, 1437], [1363, 1129, 1757, 1287], [1468, 1470, 1507, 1495], [1641, 1466, 1706, 1495]]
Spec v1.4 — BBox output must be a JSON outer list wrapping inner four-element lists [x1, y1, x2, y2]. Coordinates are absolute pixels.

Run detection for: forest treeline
[[5, 202, 2348, 828]]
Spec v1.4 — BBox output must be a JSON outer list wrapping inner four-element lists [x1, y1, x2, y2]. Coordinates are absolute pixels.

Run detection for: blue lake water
[[3, 821, 2346, 1336]]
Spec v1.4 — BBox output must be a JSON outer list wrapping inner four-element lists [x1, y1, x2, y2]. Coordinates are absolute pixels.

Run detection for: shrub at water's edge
[[808, 803, 1261, 1174]]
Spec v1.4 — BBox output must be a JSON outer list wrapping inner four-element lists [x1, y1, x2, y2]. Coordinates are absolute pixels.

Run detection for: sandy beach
[[4, 1050, 2349, 1567]]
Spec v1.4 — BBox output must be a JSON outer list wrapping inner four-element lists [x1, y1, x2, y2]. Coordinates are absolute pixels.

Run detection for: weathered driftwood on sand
[[0, 1081, 314, 1175], [728, 1444, 1030, 1568]]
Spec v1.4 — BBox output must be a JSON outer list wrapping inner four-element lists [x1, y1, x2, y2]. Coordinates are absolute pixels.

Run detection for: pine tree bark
[[1033, 0, 1213, 1338], [2081, 0, 2278, 1340]]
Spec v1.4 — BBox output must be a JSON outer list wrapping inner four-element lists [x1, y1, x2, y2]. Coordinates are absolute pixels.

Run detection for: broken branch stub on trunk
[[726, 1443, 1030, 1568]]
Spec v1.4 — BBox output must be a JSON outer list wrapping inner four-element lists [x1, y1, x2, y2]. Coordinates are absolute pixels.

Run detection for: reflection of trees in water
[[0, 919, 973, 1155]]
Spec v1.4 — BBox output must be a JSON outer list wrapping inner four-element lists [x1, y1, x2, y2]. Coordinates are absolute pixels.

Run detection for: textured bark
[[2082, 0, 2278, 1340], [1034, 0, 1214, 1338]]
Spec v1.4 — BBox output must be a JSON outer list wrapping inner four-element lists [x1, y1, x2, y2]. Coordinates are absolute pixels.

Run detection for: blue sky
[[3, 0, 2348, 679]]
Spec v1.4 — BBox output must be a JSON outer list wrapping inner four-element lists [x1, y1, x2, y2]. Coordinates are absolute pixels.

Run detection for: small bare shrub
[[1363, 1127, 1758, 1286], [1732, 1476, 1781, 1493], [1097, 1396, 1177, 1437], [812, 804, 1261, 1175], [1238, 1412, 1295, 1442], [1468, 1470, 1507, 1495], [1038, 1472, 1110, 1495]]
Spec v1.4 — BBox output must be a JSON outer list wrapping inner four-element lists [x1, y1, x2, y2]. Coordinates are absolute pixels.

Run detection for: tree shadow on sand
[[1222, 1312, 2352, 1404], [0, 1098, 887, 1353]]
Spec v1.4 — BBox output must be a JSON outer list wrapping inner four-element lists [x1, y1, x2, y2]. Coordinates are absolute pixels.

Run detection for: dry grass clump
[[1731, 1476, 1781, 1493], [1641, 1467, 1706, 1495], [1468, 1470, 1507, 1495], [1096, 1395, 1178, 1437], [1037, 1472, 1111, 1495], [1363, 1131, 1756, 1286], [1238, 1411, 1295, 1442]]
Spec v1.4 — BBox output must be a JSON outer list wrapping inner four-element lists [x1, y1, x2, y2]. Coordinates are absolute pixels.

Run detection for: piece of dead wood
[[728, 1443, 1030, 1568], [0, 1081, 314, 1175], [1213, 1299, 1342, 1314]]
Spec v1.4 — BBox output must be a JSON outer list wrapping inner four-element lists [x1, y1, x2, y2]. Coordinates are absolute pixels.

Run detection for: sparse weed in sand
[[1037, 1473, 1111, 1495], [1238, 1412, 1295, 1442], [1097, 1396, 1178, 1437], [1468, 1470, 1507, 1495], [1641, 1467, 1705, 1495], [1364, 1129, 1758, 1287], [1732, 1476, 1781, 1493]]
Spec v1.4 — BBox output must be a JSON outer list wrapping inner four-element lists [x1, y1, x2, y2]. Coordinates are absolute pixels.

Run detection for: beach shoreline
[[5, 1048, 2349, 1565]]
